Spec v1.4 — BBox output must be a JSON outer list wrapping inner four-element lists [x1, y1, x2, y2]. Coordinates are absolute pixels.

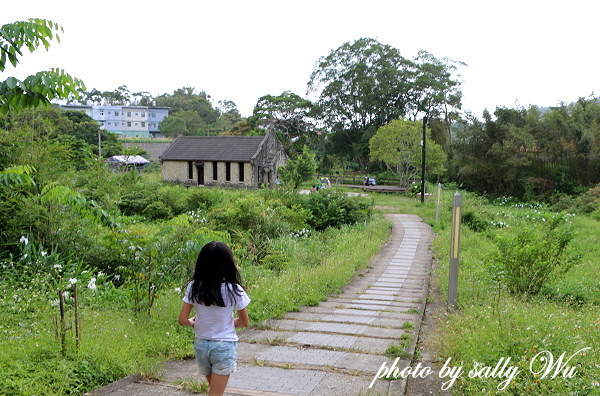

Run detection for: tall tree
[[252, 91, 318, 153], [0, 18, 84, 115], [410, 50, 466, 145], [308, 38, 416, 167]]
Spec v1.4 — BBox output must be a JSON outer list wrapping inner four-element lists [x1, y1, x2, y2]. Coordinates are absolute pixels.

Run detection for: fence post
[[448, 192, 462, 309]]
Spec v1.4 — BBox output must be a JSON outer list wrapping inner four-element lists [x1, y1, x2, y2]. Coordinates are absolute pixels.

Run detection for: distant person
[[364, 176, 369, 186], [178, 241, 250, 396]]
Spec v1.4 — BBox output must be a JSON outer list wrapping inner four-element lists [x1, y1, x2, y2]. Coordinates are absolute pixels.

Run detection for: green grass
[[0, 213, 391, 396], [243, 215, 391, 322], [368, 189, 600, 395]]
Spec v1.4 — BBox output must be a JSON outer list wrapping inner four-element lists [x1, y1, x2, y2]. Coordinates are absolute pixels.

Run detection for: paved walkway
[[86, 214, 434, 396]]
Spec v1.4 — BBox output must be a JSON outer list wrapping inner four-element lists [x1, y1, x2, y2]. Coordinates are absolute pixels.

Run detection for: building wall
[[148, 107, 168, 134], [162, 160, 255, 188], [252, 131, 288, 187], [59, 104, 168, 138]]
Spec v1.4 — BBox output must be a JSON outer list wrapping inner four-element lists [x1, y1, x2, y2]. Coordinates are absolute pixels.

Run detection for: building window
[[127, 122, 131, 127], [115, 111, 119, 116], [141, 112, 145, 117], [225, 162, 231, 181], [141, 122, 145, 127], [127, 112, 131, 117], [212, 161, 218, 180], [188, 161, 193, 179], [238, 162, 244, 182], [100, 111, 104, 116]]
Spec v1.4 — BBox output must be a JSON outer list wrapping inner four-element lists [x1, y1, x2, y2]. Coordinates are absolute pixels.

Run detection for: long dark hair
[[187, 241, 244, 307]]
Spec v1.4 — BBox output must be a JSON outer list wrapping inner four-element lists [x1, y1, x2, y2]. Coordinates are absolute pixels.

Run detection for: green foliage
[[0, 164, 36, 187], [308, 38, 464, 167], [277, 146, 317, 189], [461, 210, 490, 232], [304, 190, 373, 231], [251, 91, 319, 152], [451, 98, 600, 200], [369, 118, 447, 186], [0, 19, 85, 115], [488, 213, 581, 296], [185, 187, 223, 210]]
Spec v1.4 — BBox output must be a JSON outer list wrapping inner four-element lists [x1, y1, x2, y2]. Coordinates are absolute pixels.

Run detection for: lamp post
[[448, 192, 462, 309], [421, 116, 428, 203]]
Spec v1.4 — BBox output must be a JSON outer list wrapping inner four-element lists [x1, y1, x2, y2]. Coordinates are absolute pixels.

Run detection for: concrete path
[[85, 214, 434, 396]]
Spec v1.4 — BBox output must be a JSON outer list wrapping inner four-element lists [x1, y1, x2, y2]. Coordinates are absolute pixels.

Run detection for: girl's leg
[[207, 373, 230, 396]]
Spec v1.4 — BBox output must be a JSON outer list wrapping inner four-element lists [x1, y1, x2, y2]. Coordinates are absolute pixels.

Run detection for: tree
[[308, 38, 417, 167], [159, 115, 188, 137], [277, 146, 317, 190], [369, 119, 446, 187], [0, 18, 84, 115], [252, 91, 319, 153], [411, 50, 466, 146]]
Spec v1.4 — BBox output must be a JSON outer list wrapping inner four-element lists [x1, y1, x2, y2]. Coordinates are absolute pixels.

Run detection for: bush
[[186, 187, 223, 211], [462, 210, 490, 232], [488, 213, 580, 295], [304, 190, 373, 231], [142, 201, 173, 220]]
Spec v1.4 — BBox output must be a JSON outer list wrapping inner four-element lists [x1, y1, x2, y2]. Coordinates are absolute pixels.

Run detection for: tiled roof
[[159, 136, 266, 162]]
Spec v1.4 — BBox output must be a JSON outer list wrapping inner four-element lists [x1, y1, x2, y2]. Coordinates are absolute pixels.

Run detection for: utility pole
[[98, 129, 102, 157]]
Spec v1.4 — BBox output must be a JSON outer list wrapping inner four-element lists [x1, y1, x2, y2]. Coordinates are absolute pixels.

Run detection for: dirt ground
[[405, 259, 454, 396]]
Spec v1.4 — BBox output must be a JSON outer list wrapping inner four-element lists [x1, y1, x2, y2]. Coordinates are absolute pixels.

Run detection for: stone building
[[159, 131, 288, 188]]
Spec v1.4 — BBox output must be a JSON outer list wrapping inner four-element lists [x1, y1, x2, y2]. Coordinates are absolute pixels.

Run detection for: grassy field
[[2, 185, 598, 395], [372, 189, 600, 395], [0, 210, 391, 395]]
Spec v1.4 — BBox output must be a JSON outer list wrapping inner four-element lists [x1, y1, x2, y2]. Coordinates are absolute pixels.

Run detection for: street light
[[421, 116, 428, 203]]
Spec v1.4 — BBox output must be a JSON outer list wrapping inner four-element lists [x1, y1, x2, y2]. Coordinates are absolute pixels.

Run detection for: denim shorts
[[193, 338, 238, 376]]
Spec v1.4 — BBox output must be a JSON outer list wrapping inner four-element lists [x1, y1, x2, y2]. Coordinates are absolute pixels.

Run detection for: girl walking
[[178, 241, 250, 396]]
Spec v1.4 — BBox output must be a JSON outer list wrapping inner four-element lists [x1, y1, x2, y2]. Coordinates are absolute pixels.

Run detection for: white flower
[[41, 251, 47, 257], [174, 287, 181, 293], [88, 277, 97, 290], [114, 274, 121, 281], [19, 236, 29, 245], [53, 264, 62, 270], [69, 278, 77, 285]]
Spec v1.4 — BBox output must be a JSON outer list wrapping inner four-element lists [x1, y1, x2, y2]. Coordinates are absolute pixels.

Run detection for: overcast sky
[[3, 0, 599, 118]]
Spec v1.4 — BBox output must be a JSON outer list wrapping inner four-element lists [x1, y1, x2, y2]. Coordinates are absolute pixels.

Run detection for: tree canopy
[[251, 91, 320, 153], [307, 38, 464, 168]]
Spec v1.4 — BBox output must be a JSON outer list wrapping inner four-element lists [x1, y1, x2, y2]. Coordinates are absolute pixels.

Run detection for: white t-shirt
[[183, 281, 251, 342]]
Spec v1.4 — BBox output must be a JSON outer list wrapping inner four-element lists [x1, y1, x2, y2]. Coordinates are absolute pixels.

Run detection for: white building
[[60, 104, 169, 138]]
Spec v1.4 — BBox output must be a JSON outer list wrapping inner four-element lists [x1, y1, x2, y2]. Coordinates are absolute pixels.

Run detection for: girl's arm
[[178, 302, 195, 327], [234, 308, 249, 328]]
